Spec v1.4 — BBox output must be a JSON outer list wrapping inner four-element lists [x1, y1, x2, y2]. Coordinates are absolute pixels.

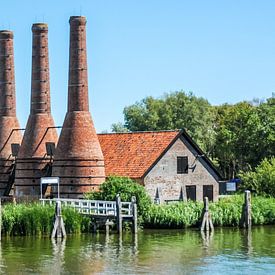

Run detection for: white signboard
[[226, 181, 236, 192], [40, 177, 60, 199], [41, 177, 59, 185]]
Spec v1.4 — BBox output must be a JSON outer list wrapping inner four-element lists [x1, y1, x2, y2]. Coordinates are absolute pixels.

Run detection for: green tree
[[123, 91, 216, 152], [213, 97, 275, 179], [111, 122, 129, 133], [239, 157, 275, 196]]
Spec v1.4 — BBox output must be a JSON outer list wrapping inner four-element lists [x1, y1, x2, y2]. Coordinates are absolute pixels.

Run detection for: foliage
[[120, 91, 216, 152], [2, 203, 91, 236], [213, 98, 275, 179], [239, 157, 275, 196], [143, 195, 275, 229], [111, 122, 129, 133], [85, 176, 152, 217]]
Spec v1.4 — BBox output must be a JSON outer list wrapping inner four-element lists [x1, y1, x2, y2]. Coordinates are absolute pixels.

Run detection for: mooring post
[[116, 194, 122, 234], [200, 197, 214, 232], [51, 200, 66, 239], [0, 198, 2, 241], [243, 190, 252, 228], [131, 196, 138, 234]]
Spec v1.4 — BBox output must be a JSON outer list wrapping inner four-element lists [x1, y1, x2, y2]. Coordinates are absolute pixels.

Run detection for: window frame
[[177, 156, 188, 174]]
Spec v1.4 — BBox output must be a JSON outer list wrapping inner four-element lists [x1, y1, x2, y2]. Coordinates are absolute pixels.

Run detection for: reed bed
[[2, 195, 275, 235], [143, 195, 275, 229], [2, 203, 91, 236]]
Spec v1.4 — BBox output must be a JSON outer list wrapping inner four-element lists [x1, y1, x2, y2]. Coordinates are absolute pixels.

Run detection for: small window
[[177, 156, 188, 174]]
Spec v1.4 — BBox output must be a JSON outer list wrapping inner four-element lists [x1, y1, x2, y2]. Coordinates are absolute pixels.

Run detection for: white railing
[[40, 198, 132, 217]]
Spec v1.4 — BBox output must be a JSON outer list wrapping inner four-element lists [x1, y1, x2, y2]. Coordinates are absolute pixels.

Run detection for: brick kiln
[[0, 30, 22, 196], [14, 23, 58, 199], [52, 16, 105, 198]]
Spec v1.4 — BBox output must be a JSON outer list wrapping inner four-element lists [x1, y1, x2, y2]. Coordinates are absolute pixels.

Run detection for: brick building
[[98, 130, 222, 202]]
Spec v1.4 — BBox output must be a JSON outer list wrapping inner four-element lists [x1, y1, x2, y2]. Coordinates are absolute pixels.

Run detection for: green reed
[[143, 195, 275, 229], [1, 203, 91, 236]]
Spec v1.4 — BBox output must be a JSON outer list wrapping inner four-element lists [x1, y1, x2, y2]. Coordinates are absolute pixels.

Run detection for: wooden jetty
[[40, 194, 138, 235]]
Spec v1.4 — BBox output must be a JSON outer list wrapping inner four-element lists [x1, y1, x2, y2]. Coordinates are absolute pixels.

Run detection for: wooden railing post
[[116, 194, 122, 234], [131, 196, 138, 234]]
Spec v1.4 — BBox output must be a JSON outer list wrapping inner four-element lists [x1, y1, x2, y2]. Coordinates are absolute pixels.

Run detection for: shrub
[[239, 157, 275, 196], [85, 176, 152, 217]]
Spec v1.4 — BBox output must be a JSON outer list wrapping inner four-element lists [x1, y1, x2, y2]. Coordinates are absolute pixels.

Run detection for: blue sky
[[1, 0, 275, 132]]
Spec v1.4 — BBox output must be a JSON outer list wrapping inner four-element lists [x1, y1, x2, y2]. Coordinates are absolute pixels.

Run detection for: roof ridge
[[98, 129, 181, 135]]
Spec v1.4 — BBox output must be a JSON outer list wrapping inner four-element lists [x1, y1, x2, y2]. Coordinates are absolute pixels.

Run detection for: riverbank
[[1, 195, 275, 235]]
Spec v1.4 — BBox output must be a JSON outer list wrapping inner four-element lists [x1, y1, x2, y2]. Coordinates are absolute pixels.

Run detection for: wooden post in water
[[200, 197, 214, 232], [131, 196, 138, 234], [0, 198, 1, 241], [105, 219, 111, 234], [242, 190, 252, 228], [116, 194, 122, 234], [51, 201, 66, 239]]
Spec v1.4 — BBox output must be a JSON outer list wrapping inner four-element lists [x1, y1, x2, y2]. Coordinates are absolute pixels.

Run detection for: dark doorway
[[203, 185, 213, 201], [186, 185, 196, 201]]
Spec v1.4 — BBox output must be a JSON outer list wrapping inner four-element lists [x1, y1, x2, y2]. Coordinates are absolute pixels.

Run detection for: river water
[[0, 226, 275, 274]]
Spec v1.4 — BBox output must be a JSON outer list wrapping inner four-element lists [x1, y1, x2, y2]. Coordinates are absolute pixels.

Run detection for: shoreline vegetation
[[2, 194, 275, 236], [2, 176, 275, 236]]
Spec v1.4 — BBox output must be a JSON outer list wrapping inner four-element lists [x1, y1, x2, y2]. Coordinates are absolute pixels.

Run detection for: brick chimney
[[0, 30, 22, 196], [52, 16, 105, 198], [14, 24, 58, 199]]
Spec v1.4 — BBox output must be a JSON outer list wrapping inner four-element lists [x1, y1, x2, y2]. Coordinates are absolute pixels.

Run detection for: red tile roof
[[98, 130, 180, 178]]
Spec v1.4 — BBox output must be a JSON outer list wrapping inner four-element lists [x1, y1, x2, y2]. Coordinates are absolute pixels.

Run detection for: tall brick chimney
[[52, 16, 105, 198], [14, 24, 58, 199], [0, 30, 22, 196]]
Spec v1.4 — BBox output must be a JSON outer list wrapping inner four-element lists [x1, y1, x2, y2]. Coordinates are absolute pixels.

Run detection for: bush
[[85, 176, 152, 217], [239, 157, 275, 196]]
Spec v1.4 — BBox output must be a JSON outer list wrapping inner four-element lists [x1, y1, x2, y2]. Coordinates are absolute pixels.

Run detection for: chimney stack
[[52, 16, 105, 198], [14, 24, 58, 199], [0, 30, 22, 196]]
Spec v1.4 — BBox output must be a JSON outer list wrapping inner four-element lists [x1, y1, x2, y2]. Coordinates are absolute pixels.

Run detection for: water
[[0, 227, 275, 274]]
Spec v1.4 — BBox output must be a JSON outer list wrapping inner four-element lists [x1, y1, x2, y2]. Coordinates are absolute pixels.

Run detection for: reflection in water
[[51, 238, 66, 274], [243, 228, 253, 256], [201, 230, 214, 259], [0, 227, 275, 274]]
